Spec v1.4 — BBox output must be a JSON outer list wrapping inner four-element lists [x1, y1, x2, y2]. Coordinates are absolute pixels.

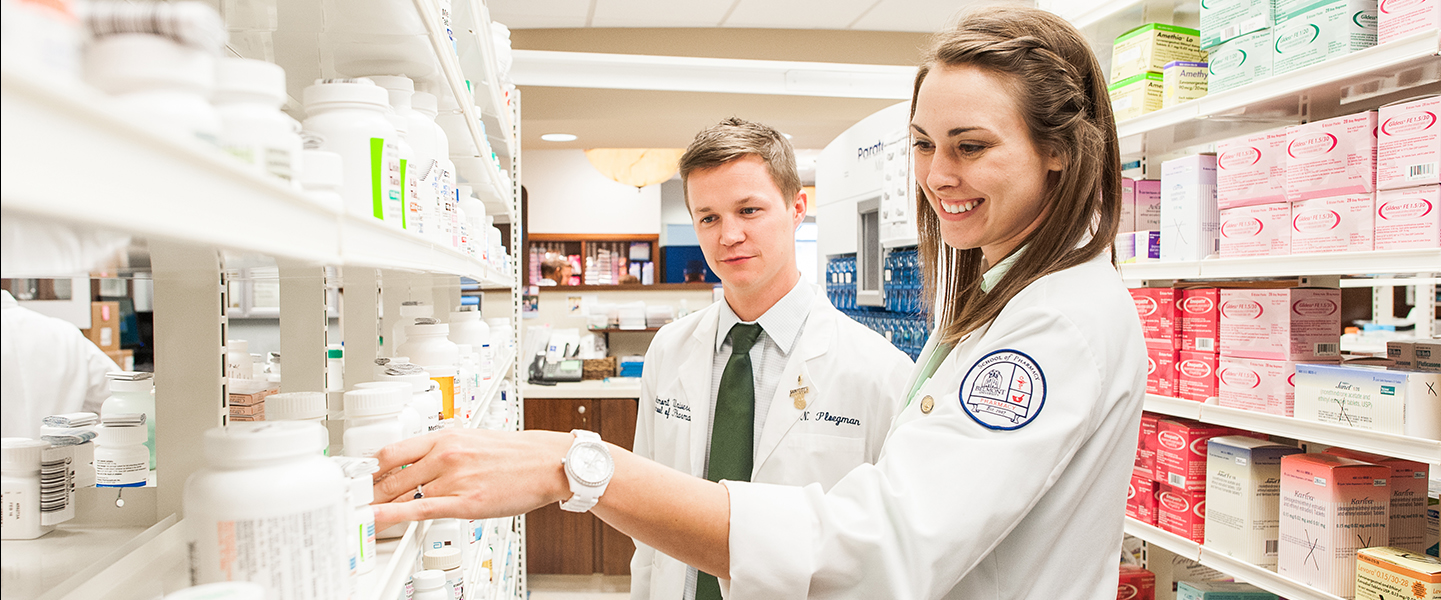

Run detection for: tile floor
[[526, 574, 630, 599]]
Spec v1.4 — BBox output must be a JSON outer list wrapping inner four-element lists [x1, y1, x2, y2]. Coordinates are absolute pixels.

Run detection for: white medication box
[[1219, 288, 1342, 361], [1290, 193, 1375, 254], [1218, 356, 1338, 416], [1378, 96, 1440, 189], [1355, 546, 1441, 600], [1286, 111, 1378, 201], [1219, 202, 1291, 257], [1161, 154, 1220, 261], [1208, 29, 1273, 94], [1218, 128, 1289, 208], [1327, 447, 1431, 553], [1205, 436, 1303, 568], [1163, 61, 1209, 108], [1375, 184, 1441, 250], [1278, 453, 1391, 599], [1273, 0, 1379, 77], [1110, 72, 1165, 122], [1379, 0, 1441, 44], [1111, 23, 1207, 83], [1201, 0, 1275, 48], [1293, 363, 1441, 437]]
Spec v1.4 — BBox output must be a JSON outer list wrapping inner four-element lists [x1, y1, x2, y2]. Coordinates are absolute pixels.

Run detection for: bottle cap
[[427, 365, 457, 378], [343, 387, 405, 418], [412, 92, 438, 116], [355, 381, 413, 398], [98, 423, 148, 446], [422, 546, 462, 571], [214, 57, 285, 106], [375, 371, 432, 395], [327, 345, 344, 359], [264, 392, 327, 421], [203, 421, 326, 467], [350, 475, 374, 505], [412, 570, 447, 591], [404, 322, 450, 336], [365, 75, 416, 109], [302, 78, 388, 111], [449, 311, 480, 323], [160, 581, 267, 600], [1, 438, 50, 473], [299, 150, 344, 191], [84, 34, 214, 94], [399, 302, 433, 318]]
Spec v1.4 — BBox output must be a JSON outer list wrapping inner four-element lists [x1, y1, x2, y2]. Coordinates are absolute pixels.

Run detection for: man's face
[[687, 155, 805, 299]]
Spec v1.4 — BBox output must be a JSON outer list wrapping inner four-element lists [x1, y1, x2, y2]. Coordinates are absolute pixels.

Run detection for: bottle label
[[191, 505, 346, 598], [371, 137, 404, 223], [94, 458, 146, 487]]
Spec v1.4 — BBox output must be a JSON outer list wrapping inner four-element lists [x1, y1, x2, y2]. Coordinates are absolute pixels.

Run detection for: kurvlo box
[[1156, 418, 1245, 491], [1219, 288, 1342, 361], [1286, 111, 1378, 201], [1327, 447, 1431, 553], [1278, 453, 1391, 599], [1208, 28, 1273, 94], [1218, 128, 1289, 208], [1375, 184, 1441, 250], [1161, 154, 1221, 261], [1111, 23, 1208, 83], [1290, 193, 1375, 254], [1378, 96, 1440, 189], [1273, 0, 1379, 77], [1220, 203, 1291, 257], [1205, 436, 1303, 568]]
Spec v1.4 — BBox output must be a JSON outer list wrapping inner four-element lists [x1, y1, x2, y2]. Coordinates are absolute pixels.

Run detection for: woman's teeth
[[943, 199, 981, 214]]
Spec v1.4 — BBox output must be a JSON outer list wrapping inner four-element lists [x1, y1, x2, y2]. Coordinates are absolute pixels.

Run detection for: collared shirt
[[980, 246, 1025, 293]]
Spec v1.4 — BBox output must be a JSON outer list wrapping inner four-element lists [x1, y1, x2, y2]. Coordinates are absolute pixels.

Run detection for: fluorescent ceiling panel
[[723, 0, 880, 29], [487, 0, 592, 28], [591, 0, 734, 27]]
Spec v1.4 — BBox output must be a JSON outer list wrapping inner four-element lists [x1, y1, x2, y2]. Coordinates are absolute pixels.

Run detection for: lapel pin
[[790, 376, 810, 410], [920, 395, 935, 414]]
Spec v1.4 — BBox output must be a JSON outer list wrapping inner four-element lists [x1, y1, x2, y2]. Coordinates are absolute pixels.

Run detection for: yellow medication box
[[1355, 546, 1441, 600], [1111, 23, 1207, 83], [1110, 72, 1165, 122]]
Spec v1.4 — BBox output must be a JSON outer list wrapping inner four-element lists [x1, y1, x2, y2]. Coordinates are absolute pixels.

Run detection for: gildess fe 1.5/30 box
[[1375, 184, 1441, 251], [1217, 356, 1340, 416], [1219, 288, 1342, 361], [1220, 203, 1291, 257], [1290, 193, 1375, 254], [1378, 95, 1440, 189], [1286, 111, 1378, 201], [1218, 128, 1289, 208]]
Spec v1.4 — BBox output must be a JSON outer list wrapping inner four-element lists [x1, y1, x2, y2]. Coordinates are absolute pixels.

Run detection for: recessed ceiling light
[[782, 133, 794, 139], [541, 133, 577, 142]]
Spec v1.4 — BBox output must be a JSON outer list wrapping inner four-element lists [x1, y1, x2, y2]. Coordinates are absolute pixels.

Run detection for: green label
[[1211, 48, 1247, 74], [1354, 9, 1377, 27], [399, 158, 408, 229], [1275, 24, 1321, 53], [370, 137, 385, 219], [1381, 385, 1396, 395]]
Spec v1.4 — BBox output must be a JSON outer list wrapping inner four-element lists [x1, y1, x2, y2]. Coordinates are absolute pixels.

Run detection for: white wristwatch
[[559, 430, 614, 512]]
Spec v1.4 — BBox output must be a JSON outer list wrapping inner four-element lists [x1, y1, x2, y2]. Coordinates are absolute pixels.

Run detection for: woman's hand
[[370, 428, 574, 526]]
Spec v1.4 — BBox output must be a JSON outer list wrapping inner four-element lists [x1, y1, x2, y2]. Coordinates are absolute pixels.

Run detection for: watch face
[[568, 442, 614, 486]]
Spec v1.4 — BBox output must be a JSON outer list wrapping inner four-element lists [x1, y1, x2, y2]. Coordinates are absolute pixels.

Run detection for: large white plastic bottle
[[84, 33, 222, 144], [450, 309, 492, 381], [99, 372, 156, 470], [213, 58, 301, 186], [301, 78, 402, 226], [341, 387, 405, 458]]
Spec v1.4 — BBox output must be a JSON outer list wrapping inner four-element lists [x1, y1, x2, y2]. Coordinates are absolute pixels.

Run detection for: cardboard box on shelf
[[1155, 418, 1245, 492], [1176, 581, 1279, 600], [1378, 95, 1440, 189], [1326, 447, 1430, 553], [1354, 546, 1441, 599], [1111, 23, 1207, 83], [1149, 346, 1181, 397], [1290, 193, 1375, 254], [1219, 288, 1342, 361], [1161, 154, 1221, 262], [1204, 436, 1303, 568], [1158, 482, 1208, 543], [1111, 72, 1166, 122], [1132, 287, 1180, 349], [1379, 0, 1440, 43], [1218, 356, 1339, 416], [1286, 111, 1379, 201], [1179, 288, 1221, 354], [1218, 128, 1289, 208], [1375, 184, 1441, 250], [1278, 453, 1392, 599], [82, 301, 120, 353], [1388, 338, 1441, 372], [1207, 28, 1273, 94], [1123, 178, 1139, 233], [1137, 180, 1163, 231], [1201, 0, 1274, 48], [1129, 468, 1160, 525], [1273, 0, 1379, 77], [1162, 61, 1209, 108], [1138, 412, 1162, 473], [1178, 351, 1220, 401], [1219, 202, 1291, 257], [1294, 363, 1441, 437], [1118, 564, 1157, 600], [1150, 555, 1236, 598]]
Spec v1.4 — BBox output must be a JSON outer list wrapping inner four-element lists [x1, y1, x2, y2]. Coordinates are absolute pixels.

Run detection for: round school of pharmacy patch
[[959, 349, 1046, 430]]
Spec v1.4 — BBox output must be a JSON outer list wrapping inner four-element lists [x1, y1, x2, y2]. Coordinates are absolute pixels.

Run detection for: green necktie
[[696, 322, 763, 600]]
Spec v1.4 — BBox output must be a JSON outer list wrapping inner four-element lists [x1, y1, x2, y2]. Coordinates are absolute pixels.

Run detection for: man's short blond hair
[[679, 117, 802, 207]]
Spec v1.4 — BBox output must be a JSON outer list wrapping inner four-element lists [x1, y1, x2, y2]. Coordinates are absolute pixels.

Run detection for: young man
[[631, 118, 914, 600]]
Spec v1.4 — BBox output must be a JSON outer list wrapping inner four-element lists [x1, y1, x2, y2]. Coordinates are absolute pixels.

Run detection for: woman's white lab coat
[[722, 252, 1147, 599]]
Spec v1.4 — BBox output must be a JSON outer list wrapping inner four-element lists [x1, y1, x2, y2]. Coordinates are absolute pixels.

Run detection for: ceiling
[[491, 1, 1029, 156]]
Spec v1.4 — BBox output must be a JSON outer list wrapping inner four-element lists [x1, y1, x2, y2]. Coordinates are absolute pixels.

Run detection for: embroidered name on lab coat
[[656, 398, 692, 422], [813, 411, 860, 427], [959, 349, 1047, 430]]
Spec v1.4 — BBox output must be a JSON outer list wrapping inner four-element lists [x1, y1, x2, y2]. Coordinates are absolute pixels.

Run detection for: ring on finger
[[414, 484, 424, 500]]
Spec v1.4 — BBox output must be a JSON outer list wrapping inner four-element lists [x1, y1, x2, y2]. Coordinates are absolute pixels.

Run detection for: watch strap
[[560, 430, 606, 512]]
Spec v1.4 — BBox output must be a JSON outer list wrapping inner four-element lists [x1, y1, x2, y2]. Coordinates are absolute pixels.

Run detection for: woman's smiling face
[[911, 64, 1063, 264]]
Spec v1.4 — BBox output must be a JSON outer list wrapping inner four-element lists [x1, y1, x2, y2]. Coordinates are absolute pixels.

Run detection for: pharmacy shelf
[[454, 0, 515, 159], [0, 522, 159, 600], [367, 519, 431, 600], [1125, 518, 1347, 600], [1119, 248, 1441, 282], [0, 63, 515, 288], [1115, 29, 1441, 160], [466, 353, 516, 428], [1144, 394, 1441, 463]]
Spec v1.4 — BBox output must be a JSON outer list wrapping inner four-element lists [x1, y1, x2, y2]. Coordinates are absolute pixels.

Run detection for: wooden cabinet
[[524, 397, 639, 575]]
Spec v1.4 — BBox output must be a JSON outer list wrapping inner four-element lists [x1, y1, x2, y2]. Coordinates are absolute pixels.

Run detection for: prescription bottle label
[[370, 137, 404, 224], [194, 505, 346, 599], [95, 458, 147, 487]]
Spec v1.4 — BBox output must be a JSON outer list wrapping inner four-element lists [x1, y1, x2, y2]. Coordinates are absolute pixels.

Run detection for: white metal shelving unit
[[0, 0, 523, 597]]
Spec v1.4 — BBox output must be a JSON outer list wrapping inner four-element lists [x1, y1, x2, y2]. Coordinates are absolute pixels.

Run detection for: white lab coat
[[632, 285, 915, 599], [722, 252, 1147, 599], [1, 291, 119, 438]]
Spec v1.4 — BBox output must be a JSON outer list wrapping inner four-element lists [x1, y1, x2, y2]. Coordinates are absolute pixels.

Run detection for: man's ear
[[793, 189, 808, 225]]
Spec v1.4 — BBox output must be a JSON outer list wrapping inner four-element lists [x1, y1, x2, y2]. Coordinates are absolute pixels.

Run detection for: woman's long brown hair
[[913, 6, 1122, 344]]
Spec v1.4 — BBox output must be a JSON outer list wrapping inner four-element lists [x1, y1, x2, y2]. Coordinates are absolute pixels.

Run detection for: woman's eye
[[958, 144, 985, 155], [912, 140, 934, 152]]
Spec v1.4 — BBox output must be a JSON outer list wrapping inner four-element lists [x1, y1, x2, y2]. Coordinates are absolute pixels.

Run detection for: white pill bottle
[[184, 421, 348, 599]]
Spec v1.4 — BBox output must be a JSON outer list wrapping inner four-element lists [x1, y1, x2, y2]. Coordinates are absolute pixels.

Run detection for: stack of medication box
[[1200, 0, 1270, 95], [1155, 418, 1245, 542], [1377, 96, 1441, 250], [1128, 286, 1223, 400], [1273, 0, 1377, 77], [1278, 453, 1391, 598], [1117, 178, 1162, 263], [1110, 24, 1207, 122], [1217, 286, 1342, 415]]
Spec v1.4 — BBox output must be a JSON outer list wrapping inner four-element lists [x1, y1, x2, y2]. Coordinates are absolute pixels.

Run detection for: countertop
[[523, 378, 642, 399]]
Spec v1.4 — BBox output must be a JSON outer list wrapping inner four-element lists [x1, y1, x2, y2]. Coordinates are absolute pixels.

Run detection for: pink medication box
[[1137, 179, 1162, 231], [1380, 0, 1441, 44], [1137, 412, 1161, 473], [1286, 111, 1378, 201], [1148, 347, 1180, 397], [1118, 565, 1157, 600], [1155, 418, 1244, 492], [1218, 128, 1289, 208], [1326, 447, 1430, 553], [1132, 287, 1180, 349], [1219, 203, 1291, 257], [1158, 483, 1208, 543], [1290, 194, 1375, 254], [1179, 288, 1221, 354], [1178, 351, 1219, 401], [1122, 178, 1138, 232], [1278, 453, 1391, 599], [1129, 468, 1159, 525], [1219, 288, 1342, 361], [1375, 184, 1441, 250], [1378, 96, 1440, 189], [1217, 356, 1338, 416]]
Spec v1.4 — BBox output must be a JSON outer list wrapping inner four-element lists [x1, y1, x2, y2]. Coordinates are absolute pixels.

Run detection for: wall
[[524, 150, 664, 234], [658, 179, 693, 246]]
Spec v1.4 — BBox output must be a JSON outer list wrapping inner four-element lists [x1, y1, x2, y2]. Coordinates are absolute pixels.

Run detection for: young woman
[[370, 7, 1146, 597]]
